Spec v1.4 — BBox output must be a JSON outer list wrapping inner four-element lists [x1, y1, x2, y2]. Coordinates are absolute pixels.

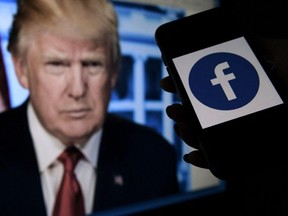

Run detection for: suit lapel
[[4, 157, 47, 216], [92, 115, 130, 212], [0, 101, 47, 215]]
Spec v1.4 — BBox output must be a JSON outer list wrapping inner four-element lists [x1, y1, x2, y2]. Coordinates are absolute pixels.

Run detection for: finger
[[166, 104, 201, 149], [174, 123, 200, 149], [183, 150, 209, 169], [166, 103, 186, 122], [160, 76, 177, 93]]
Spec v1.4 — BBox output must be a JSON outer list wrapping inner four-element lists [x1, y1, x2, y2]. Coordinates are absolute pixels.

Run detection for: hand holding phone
[[156, 7, 287, 179]]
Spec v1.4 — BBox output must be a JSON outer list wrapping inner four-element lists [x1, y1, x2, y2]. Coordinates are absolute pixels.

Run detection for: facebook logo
[[173, 37, 283, 129], [189, 52, 260, 110]]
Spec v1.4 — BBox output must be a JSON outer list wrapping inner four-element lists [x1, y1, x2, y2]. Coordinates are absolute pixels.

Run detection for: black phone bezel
[[155, 7, 285, 137]]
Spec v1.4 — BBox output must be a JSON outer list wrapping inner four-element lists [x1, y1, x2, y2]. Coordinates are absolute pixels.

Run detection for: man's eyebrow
[[42, 49, 69, 59], [81, 52, 107, 60]]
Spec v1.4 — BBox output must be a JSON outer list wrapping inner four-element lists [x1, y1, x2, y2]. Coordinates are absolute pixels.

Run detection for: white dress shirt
[[27, 103, 102, 216]]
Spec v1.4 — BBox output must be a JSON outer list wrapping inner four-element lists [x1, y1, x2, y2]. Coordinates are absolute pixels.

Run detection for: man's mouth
[[64, 108, 91, 118]]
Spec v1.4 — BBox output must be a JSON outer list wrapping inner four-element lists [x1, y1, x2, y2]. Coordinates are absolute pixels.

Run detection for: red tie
[[52, 147, 85, 216]]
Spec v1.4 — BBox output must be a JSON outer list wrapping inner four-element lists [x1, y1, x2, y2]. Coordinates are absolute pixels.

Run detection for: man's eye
[[46, 61, 67, 74], [48, 61, 67, 67], [83, 61, 104, 75], [82, 61, 102, 67]]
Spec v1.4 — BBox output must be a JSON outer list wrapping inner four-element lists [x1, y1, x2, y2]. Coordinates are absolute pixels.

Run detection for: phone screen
[[172, 36, 283, 129]]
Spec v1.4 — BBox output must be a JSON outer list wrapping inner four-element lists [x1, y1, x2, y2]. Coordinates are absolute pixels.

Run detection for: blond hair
[[8, 0, 121, 70]]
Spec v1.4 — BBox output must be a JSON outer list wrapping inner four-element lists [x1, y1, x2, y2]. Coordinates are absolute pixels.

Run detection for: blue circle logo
[[189, 52, 260, 110]]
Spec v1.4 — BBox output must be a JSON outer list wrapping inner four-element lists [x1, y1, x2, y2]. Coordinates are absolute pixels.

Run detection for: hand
[[161, 75, 288, 179], [160, 76, 209, 169]]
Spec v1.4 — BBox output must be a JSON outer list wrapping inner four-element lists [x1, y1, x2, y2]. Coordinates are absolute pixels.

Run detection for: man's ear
[[12, 56, 29, 89], [110, 67, 119, 88]]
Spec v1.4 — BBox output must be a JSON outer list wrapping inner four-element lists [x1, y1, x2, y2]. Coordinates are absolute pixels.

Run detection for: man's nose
[[68, 65, 88, 100]]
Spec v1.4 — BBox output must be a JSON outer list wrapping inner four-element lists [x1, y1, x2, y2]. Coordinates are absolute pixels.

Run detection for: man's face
[[14, 32, 118, 145]]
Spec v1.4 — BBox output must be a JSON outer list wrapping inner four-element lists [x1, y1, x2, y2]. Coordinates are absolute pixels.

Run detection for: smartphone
[[155, 7, 285, 137]]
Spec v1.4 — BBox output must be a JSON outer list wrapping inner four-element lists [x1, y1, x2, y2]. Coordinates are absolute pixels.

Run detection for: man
[[0, 36, 10, 112], [160, 0, 288, 215], [0, 0, 179, 215]]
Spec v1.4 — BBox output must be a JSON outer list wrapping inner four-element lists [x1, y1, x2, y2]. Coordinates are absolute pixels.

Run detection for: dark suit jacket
[[0, 101, 179, 216]]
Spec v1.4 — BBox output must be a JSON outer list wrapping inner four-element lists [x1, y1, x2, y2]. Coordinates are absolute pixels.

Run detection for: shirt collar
[[27, 102, 102, 172]]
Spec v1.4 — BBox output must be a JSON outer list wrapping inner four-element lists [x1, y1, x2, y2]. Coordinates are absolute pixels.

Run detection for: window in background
[[110, 0, 225, 194]]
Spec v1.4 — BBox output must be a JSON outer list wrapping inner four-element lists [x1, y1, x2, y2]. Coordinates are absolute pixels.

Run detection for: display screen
[[0, 1, 225, 215], [173, 37, 283, 129]]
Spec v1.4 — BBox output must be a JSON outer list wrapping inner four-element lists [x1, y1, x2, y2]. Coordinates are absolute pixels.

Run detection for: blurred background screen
[[0, 0, 225, 215]]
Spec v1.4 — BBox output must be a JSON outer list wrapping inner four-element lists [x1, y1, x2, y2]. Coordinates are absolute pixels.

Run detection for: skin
[[0, 94, 6, 112], [12, 32, 118, 146]]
